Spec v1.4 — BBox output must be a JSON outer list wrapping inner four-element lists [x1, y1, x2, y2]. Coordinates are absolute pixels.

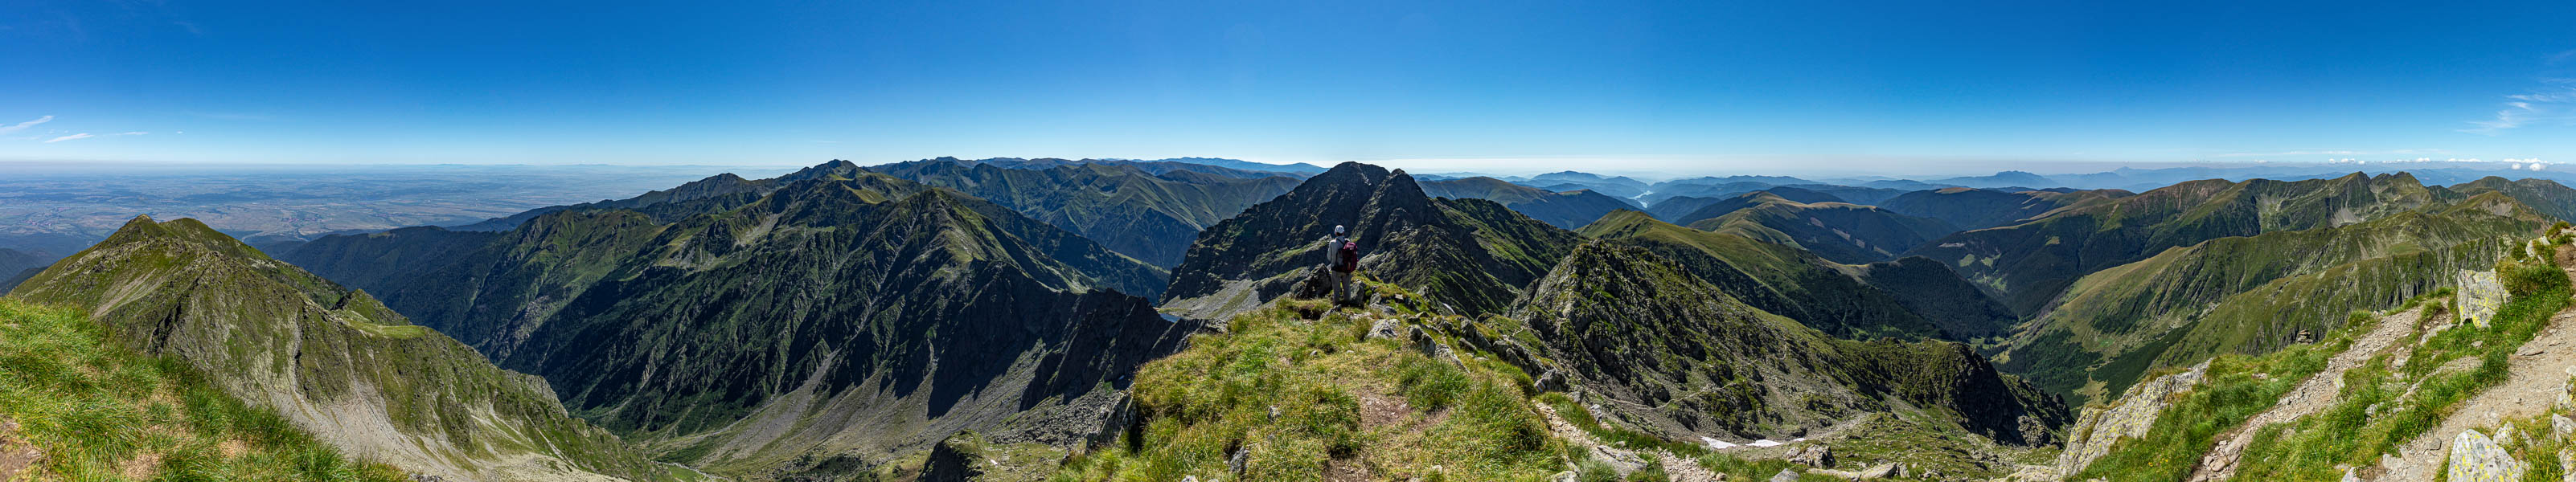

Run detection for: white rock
[[2447, 430, 2528, 482]]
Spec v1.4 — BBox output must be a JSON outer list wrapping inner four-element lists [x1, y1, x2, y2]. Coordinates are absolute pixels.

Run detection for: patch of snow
[[1749, 439, 1785, 447], [1703, 437, 1738, 450]]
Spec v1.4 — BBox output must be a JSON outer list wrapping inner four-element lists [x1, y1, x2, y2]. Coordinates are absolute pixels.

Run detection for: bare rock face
[[1786, 444, 1835, 468], [2457, 269, 2507, 327], [2055, 362, 2211, 475], [2446, 430, 2525, 482]]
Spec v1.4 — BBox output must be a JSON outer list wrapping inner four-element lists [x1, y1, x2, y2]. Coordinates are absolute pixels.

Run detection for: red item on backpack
[[1335, 241, 1360, 273]]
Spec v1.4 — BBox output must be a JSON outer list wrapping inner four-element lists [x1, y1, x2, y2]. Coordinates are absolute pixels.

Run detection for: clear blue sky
[[3, 0, 2573, 176]]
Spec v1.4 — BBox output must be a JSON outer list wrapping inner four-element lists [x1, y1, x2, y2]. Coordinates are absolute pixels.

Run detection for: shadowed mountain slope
[[277, 165, 1190, 479], [1878, 187, 2130, 231]]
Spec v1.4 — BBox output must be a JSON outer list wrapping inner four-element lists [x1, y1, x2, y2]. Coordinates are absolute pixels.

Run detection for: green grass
[[2068, 317, 2344, 482], [2222, 254, 2571, 482], [1052, 295, 1567, 481], [0, 300, 409, 482]]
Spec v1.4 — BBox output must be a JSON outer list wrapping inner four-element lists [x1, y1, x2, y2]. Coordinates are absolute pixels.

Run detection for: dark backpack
[[1334, 241, 1360, 273]]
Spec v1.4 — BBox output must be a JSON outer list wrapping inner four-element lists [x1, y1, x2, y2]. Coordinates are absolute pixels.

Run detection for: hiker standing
[[1324, 225, 1360, 304]]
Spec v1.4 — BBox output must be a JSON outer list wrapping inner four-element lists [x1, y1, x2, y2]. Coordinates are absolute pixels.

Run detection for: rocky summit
[[1160, 161, 1577, 320], [278, 164, 1199, 479]]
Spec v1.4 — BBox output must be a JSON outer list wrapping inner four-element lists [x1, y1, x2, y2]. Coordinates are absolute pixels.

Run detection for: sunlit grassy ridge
[[1057, 290, 1569, 481], [0, 300, 409, 482]]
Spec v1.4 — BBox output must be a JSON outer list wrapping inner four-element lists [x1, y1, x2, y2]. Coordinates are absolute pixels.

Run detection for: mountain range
[[19, 156, 2576, 481], [8, 216, 667, 480]]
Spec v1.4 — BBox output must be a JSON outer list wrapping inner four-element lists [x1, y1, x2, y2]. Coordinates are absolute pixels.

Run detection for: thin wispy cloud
[[44, 133, 95, 143], [0, 116, 55, 134], [2463, 79, 2576, 135], [118, 132, 147, 136]]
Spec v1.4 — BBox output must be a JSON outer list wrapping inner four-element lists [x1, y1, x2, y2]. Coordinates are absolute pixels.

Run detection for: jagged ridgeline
[[1511, 243, 2069, 446], [867, 158, 1302, 267], [1667, 191, 1960, 265], [1160, 161, 1579, 319], [1576, 210, 2014, 340], [278, 164, 1195, 478], [1996, 188, 2557, 404], [1905, 172, 2459, 317], [5, 215, 666, 480]]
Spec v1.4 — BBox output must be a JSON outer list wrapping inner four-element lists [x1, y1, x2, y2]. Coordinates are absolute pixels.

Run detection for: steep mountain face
[[1577, 210, 2012, 340], [1419, 176, 1637, 229], [280, 167, 1188, 478], [1903, 172, 2453, 316], [1877, 187, 2127, 231], [1681, 193, 1961, 264], [1999, 192, 2547, 402], [867, 159, 1299, 267], [6, 216, 661, 481], [1512, 243, 2069, 445], [1161, 162, 1578, 320]]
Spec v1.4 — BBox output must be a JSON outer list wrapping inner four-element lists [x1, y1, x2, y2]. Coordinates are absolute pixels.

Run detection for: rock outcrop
[[2053, 362, 2209, 476], [2445, 430, 2525, 482], [1161, 161, 1577, 320], [2458, 269, 2507, 327]]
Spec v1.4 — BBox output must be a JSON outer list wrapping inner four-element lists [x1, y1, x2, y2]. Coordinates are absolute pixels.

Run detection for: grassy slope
[[0, 300, 409, 482], [2000, 194, 2541, 402], [1587, 210, 1934, 339], [7, 216, 668, 481], [1903, 173, 2447, 317], [1057, 295, 1569, 481], [2073, 231, 2572, 482]]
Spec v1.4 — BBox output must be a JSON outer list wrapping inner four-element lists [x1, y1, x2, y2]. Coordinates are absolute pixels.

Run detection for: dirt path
[[1535, 403, 1721, 482], [2378, 305, 2576, 482], [2186, 308, 2423, 481]]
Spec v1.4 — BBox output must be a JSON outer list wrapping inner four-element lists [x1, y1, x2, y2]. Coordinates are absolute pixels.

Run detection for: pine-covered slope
[[279, 166, 1192, 479], [867, 159, 1299, 267], [6, 216, 663, 481], [1420, 176, 1638, 230], [1680, 193, 1960, 264], [1999, 192, 2548, 403], [1577, 210, 2012, 340], [1511, 243, 2069, 445], [1902, 172, 2454, 316], [1159, 162, 1579, 320]]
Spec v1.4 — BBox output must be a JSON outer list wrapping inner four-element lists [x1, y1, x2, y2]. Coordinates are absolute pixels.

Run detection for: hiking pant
[[1329, 270, 1354, 304]]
